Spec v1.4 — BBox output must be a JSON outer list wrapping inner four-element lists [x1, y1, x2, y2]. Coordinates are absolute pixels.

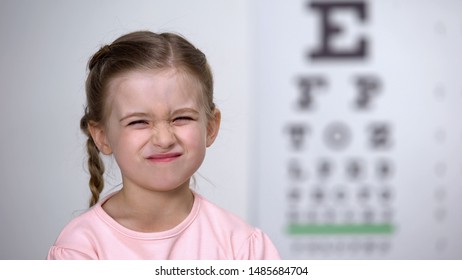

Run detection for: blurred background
[[1, 0, 461, 259]]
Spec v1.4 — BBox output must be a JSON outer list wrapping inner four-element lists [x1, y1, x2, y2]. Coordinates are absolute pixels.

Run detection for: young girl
[[47, 31, 280, 260]]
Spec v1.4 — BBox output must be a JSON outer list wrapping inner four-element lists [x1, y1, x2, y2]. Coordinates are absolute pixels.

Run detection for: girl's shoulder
[[47, 206, 102, 260], [195, 193, 254, 231], [194, 193, 281, 259]]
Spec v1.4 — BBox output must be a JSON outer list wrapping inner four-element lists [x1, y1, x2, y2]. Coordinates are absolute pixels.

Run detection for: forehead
[[104, 68, 204, 114]]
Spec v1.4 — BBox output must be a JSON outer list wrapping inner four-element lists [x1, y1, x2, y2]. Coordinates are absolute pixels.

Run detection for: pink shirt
[[47, 192, 280, 260]]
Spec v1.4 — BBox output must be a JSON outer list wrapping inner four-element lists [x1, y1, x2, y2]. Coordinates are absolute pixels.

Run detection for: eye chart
[[253, 0, 462, 259]]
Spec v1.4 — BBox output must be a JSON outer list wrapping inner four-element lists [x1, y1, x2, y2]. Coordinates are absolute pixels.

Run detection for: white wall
[[0, 0, 252, 259]]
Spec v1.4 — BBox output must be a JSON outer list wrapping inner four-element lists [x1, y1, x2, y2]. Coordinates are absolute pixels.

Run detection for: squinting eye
[[127, 120, 149, 126], [173, 116, 194, 125], [176, 116, 193, 121]]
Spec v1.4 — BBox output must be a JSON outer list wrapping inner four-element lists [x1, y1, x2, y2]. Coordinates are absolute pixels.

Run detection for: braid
[[86, 137, 105, 207], [81, 114, 105, 207]]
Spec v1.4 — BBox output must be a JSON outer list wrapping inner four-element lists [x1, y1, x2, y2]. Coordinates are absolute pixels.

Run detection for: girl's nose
[[151, 123, 176, 149]]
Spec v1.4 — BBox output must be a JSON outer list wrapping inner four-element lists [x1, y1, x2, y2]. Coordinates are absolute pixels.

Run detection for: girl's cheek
[[120, 130, 151, 145], [177, 125, 206, 143]]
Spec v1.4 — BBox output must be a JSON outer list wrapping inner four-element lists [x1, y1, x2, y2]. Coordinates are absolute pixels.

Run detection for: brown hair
[[80, 31, 215, 207]]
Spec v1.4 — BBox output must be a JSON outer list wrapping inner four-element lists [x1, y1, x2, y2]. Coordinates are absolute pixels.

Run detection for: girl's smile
[[146, 152, 183, 163]]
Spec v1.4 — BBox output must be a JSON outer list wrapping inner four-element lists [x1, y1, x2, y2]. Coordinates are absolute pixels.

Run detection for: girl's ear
[[88, 122, 113, 155], [206, 108, 221, 147]]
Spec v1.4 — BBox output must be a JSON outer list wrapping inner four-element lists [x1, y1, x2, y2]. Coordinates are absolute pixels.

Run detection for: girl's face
[[90, 69, 220, 193]]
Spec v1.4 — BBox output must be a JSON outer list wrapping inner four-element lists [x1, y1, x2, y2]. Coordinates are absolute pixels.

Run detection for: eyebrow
[[172, 108, 200, 115], [119, 112, 151, 123]]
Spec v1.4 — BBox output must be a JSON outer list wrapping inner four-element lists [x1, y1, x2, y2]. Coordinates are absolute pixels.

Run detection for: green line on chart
[[287, 223, 395, 235]]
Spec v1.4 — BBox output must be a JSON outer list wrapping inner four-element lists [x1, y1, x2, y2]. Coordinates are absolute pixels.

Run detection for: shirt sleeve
[[47, 246, 94, 260], [236, 228, 281, 260]]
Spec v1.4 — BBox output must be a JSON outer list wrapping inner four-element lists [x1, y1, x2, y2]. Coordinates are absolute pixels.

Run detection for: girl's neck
[[102, 181, 195, 233]]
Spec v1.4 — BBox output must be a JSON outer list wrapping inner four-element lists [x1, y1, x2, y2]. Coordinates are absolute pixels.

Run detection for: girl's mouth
[[147, 153, 182, 163]]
